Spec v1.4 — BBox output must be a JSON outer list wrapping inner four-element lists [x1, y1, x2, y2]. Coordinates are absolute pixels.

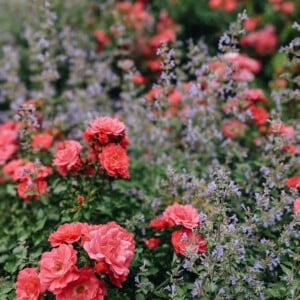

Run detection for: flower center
[[75, 284, 86, 294]]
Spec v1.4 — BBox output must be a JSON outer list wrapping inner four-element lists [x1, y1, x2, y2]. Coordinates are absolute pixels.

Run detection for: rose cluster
[[0, 121, 19, 167], [53, 116, 130, 179], [0, 115, 131, 201], [91, 1, 179, 77], [209, 0, 238, 12], [148, 203, 207, 256], [16, 221, 135, 300], [3, 160, 52, 201]]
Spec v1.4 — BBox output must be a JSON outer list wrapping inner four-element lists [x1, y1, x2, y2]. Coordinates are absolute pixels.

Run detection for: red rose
[[171, 229, 207, 256], [249, 105, 269, 125], [143, 237, 160, 249], [149, 216, 169, 230], [286, 176, 300, 189]]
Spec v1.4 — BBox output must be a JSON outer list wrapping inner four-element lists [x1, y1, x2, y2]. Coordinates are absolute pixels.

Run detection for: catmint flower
[[241, 225, 253, 237], [206, 181, 217, 195], [212, 244, 224, 259], [218, 33, 231, 51], [260, 238, 268, 244], [199, 212, 207, 223], [191, 280, 202, 297], [230, 276, 237, 285], [229, 181, 241, 197], [259, 293, 265, 300]]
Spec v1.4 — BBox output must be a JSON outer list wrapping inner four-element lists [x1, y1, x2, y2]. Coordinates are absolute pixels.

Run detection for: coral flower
[[39, 244, 79, 295], [143, 237, 160, 249], [222, 119, 247, 139], [83, 117, 126, 145], [16, 268, 41, 300], [17, 179, 48, 202], [149, 216, 169, 230], [294, 198, 300, 214], [99, 144, 130, 179], [171, 229, 207, 256], [53, 140, 82, 176], [163, 203, 200, 229], [286, 176, 300, 189], [83, 221, 135, 288], [2, 159, 26, 180], [57, 267, 107, 300], [249, 105, 269, 125], [32, 133, 53, 151], [48, 222, 88, 247]]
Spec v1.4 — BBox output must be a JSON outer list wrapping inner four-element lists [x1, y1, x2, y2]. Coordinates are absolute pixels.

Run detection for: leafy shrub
[[0, 0, 299, 299]]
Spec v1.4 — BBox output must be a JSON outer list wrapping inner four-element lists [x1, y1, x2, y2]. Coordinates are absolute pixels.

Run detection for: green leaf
[[136, 293, 146, 300], [0, 281, 14, 295], [53, 183, 67, 195], [3, 261, 18, 274]]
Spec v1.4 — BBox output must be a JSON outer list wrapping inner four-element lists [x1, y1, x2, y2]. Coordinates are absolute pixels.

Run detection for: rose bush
[[0, 0, 299, 299]]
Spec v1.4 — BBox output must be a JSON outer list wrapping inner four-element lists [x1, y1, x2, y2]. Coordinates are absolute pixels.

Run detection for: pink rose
[[294, 198, 300, 214], [244, 89, 268, 104], [163, 203, 200, 229], [2, 159, 26, 180], [222, 119, 247, 139], [57, 267, 107, 300], [168, 89, 182, 106], [240, 25, 278, 55], [209, 0, 238, 12], [16, 268, 41, 300], [0, 144, 17, 166], [39, 244, 79, 295], [0, 122, 19, 146], [0, 121, 19, 165], [53, 140, 82, 176], [269, 122, 295, 140], [83, 221, 135, 287]]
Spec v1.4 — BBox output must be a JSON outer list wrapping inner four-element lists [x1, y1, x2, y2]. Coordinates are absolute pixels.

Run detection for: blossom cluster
[[53, 116, 130, 179], [91, 1, 179, 78], [16, 221, 135, 299], [0, 121, 19, 166], [148, 203, 207, 256], [0, 1, 299, 299], [0, 115, 131, 201]]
